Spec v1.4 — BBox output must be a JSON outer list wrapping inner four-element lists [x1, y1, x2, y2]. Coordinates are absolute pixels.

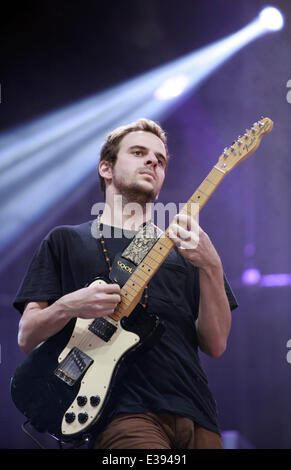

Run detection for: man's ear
[[98, 160, 113, 183]]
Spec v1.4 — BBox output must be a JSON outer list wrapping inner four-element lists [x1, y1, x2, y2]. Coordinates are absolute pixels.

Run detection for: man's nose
[[145, 152, 158, 166]]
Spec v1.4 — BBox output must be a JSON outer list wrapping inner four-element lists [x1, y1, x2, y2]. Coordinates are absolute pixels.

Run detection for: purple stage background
[[0, 0, 290, 449]]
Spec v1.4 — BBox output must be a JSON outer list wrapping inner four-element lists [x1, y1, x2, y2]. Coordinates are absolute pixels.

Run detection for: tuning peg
[[258, 121, 265, 128], [251, 127, 257, 134]]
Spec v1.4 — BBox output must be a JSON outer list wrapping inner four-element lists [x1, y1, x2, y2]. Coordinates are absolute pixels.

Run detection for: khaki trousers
[[95, 413, 223, 450]]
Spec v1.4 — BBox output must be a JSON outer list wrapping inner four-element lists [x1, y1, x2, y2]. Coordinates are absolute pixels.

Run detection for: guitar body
[[11, 279, 164, 441]]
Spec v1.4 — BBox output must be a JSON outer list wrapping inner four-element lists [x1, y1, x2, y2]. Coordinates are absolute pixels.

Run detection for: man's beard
[[112, 172, 156, 206]]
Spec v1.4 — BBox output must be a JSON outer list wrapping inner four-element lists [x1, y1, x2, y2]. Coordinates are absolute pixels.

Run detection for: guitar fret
[[197, 188, 209, 197], [152, 246, 168, 258], [147, 252, 163, 265], [156, 238, 172, 249], [180, 205, 192, 217], [135, 270, 150, 282], [121, 293, 134, 303], [130, 269, 148, 284], [119, 296, 131, 306], [118, 299, 134, 312], [189, 194, 201, 203], [122, 274, 143, 289], [142, 256, 157, 269], [205, 177, 216, 185], [214, 165, 226, 174], [210, 167, 226, 182], [122, 284, 138, 297], [138, 264, 153, 275]]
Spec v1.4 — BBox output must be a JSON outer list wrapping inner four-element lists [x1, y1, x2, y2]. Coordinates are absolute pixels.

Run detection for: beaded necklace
[[97, 214, 149, 309]]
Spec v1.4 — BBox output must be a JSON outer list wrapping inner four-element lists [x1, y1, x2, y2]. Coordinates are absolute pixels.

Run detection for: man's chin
[[124, 183, 156, 204]]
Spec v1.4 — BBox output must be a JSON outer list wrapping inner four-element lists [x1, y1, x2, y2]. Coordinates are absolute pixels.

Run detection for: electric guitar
[[11, 117, 274, 442]]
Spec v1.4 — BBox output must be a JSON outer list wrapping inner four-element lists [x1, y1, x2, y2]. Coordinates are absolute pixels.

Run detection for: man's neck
[[100, 193, 153, 231]]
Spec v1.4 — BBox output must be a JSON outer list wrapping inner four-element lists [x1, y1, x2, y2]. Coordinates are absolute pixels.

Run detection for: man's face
[[109, 130, 168, 203]]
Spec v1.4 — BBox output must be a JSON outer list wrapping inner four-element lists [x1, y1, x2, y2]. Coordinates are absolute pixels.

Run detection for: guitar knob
[[90, 395, 101, 407], [65, 412, 76, 424], [78, 412, 88, 424], [77, 395, 87, 407]]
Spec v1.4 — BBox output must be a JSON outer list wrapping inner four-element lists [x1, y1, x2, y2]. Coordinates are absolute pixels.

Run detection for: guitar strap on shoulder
[[109, 220, 162, 287], [121, 220, 162, 265]]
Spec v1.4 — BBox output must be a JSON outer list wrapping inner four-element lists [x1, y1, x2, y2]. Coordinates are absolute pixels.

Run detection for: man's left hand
[[168, 214, 222, 272]]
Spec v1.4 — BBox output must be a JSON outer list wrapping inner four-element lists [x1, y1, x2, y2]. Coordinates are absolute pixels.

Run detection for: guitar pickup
[[89, 317, 117, 342]]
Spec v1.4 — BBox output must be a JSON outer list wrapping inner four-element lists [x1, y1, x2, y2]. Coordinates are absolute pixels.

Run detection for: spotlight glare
[[241, 268, 261, 285], [259, 6, 284, 31], [154, 75, 190, 100], [261, 273, 291, 287]]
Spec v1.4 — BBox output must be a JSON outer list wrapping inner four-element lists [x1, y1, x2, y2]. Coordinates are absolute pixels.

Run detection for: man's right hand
[[19, 283, 121, 354], [56, 283, 121, 319]]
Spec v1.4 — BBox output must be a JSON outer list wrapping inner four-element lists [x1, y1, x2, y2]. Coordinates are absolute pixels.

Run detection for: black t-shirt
[[13, 220, 238, 435]]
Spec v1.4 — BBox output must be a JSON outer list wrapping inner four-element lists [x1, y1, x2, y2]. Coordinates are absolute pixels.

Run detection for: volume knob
[[65, 412, 76, 424], [78, 412, 88, 424], [90, 395, 101, 407], [77, 395, 87, 407]]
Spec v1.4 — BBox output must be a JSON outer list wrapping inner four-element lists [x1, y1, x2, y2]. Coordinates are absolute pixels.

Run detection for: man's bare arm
[[18, 284, 121, 354], [168, 214, 231, 357]]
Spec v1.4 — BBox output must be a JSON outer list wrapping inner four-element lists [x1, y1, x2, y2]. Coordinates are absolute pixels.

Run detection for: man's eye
[[134, 150, 143, 156]]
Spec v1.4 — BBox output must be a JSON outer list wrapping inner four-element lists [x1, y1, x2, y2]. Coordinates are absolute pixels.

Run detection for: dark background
[[0, 0, 290, 449]]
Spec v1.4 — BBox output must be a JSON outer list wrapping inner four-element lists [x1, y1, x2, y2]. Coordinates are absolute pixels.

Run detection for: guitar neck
[[110, 166, 226, 321]]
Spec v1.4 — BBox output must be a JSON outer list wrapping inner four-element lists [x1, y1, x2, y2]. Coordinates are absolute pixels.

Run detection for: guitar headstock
[[216, 117, 274, 173]]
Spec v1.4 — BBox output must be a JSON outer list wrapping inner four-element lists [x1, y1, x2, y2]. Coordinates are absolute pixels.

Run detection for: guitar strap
[[109, 220, 162, 287]]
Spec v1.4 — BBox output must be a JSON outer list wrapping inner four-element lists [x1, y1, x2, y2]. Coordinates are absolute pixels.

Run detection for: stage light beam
[[154, 75, 190, 100], [0, 7, 285, 271]]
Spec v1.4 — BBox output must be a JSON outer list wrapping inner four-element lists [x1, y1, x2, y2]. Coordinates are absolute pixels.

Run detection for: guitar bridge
[[55, 347, 93, 386]]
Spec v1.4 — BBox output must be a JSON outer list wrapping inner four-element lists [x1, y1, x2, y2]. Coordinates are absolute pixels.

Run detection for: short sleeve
[[188, 263, 238, 316], [13, 232, 62, 314], [224, 274, 238, 311]]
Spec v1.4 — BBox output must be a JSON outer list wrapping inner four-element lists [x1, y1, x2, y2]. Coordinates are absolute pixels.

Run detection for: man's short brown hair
[[98, 118, 168, 193]]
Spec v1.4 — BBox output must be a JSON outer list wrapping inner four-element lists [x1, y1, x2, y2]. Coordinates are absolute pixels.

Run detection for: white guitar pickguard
[[60, 315, 139, 436]]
